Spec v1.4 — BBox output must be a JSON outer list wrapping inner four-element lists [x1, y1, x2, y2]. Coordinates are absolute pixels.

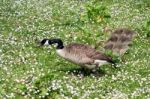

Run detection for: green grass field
[[0, 0, 150, 98]]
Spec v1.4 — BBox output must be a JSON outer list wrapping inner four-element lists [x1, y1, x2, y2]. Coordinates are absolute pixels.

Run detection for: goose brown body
[[56, 43, 114, 69]]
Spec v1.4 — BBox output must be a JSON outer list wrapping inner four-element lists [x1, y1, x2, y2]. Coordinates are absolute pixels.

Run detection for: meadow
[[0, 0, 150, 98]]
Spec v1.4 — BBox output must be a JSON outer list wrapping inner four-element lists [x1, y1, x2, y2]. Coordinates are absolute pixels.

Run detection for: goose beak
[[35, 39, 44, 48], [38, 41, 43, 47]]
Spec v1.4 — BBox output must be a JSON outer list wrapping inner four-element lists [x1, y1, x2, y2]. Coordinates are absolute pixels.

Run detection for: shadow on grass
[[60, 67, 106, 77]]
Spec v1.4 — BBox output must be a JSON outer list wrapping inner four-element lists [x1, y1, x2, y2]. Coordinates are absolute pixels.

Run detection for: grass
[[0, 0, 150, 98]]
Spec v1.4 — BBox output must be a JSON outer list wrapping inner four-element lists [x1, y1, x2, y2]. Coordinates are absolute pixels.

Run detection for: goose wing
[[86, 51, 114, 64]]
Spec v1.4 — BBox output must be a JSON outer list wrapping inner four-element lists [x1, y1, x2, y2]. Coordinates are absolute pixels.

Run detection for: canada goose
[[104, 28, 135, 55], [40, 38, 115, 72]]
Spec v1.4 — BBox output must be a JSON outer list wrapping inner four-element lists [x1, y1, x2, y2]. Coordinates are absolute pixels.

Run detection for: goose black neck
[[51, 39, 64, 49]]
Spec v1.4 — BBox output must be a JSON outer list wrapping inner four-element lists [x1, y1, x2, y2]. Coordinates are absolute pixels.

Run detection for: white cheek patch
[[94, 60, 108, 66], [44, 40, 49, 45]]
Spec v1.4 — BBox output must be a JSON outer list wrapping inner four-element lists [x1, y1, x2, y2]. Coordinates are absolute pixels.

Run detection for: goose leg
[[91, 65, 100, 76], [91, 64, 106, 77]]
